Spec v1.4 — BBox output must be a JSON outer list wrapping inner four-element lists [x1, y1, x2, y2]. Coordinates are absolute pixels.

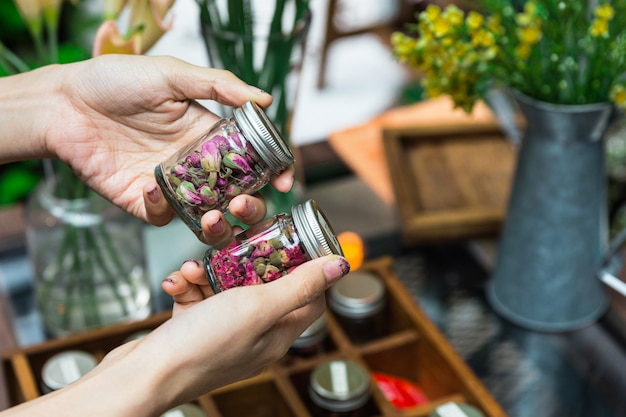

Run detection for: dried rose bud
[[177, 181, 202, 205], [223, 153, 252, 172], [251, 241, 274, 258], [224, 184, 241, 199], [200, 140, 222, 171], [198, 184, 219, 208], [263, 265, 282, 282]]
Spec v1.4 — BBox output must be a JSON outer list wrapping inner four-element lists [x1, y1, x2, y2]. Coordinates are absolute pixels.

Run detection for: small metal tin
[[41, 350, 98, 392], [308, 359, 371, 413]]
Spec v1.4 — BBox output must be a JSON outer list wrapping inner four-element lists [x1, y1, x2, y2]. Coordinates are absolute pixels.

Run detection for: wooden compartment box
[[2, 257, 507, 417], [383, 122, 516, 245]]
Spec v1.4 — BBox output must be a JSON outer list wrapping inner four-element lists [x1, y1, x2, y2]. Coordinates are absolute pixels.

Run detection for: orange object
[[337, 231, 365, 270]]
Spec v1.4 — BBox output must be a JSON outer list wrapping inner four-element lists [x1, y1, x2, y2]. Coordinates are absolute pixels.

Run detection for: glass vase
[[197, 0, 311, 215], [25, 162, 152, 337]]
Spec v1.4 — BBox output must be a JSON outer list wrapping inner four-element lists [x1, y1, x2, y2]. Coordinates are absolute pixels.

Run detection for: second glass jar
[[204, 199, 343, 293], [155, 101, 294, 231]]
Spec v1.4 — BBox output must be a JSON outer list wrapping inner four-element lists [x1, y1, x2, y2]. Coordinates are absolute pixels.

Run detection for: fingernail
[[147, 186, 161, 204], [240, 198, 256, 219], [323, 256, 350, 285], [162, 276, 176, 285], [182, 259, 200, 267], [209, 217, 225, 235]]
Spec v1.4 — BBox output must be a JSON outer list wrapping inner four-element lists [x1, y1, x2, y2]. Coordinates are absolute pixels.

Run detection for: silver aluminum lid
[[291, 199, 343, 259], [232, 101, 294, 173], [41, 350, 98, 391], [161, 403, 209, 417], [309, 359, 371, 412], [328, 270, 386, 318]]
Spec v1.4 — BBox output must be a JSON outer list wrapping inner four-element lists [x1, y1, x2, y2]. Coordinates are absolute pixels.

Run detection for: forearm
[[0, 65, 64, 164], [0, 341, 176, 417]]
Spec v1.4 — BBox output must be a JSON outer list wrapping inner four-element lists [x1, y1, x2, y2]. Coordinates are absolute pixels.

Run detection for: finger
[[228, 195, 267, 225], [179, 259, 210, 286], [198, 210, 234, 246], [166, 58, 273, 108], [270, 166, 295, 193], [254, 255, 350, 326], [143, 182, 175, 226], [161, 272, 207, 304]]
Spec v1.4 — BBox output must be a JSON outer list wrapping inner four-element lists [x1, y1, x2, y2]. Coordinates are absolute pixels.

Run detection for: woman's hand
[[0, 54, 292, 240], [1, 256, 349, 417], [148, 255, 350, 406]]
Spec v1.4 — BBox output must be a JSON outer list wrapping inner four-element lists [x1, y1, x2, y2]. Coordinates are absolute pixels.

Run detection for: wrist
[[0, 64, 65, 163]]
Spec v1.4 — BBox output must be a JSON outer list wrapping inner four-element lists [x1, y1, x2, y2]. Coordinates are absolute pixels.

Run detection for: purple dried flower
[[224, 184, 241, 199], [177, 181, 202, 206], [171, 164, 192, 182], [212, 135, 230, 151], [184, 152, 202, 167], [282, 245, 308, 268], [251, 241, 274, 258], [216, 176, 228, 188], [223, 153, 252, 172], [200, 140, 222, 171], [198, 184, 219, 208], [238, 174, 256, 188]]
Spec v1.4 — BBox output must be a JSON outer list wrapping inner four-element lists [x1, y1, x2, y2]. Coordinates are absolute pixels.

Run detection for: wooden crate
[[2, 257, 507, 417], [383, 122, 516, 245]]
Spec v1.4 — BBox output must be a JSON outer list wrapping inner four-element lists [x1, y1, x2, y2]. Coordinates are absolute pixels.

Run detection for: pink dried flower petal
[[251, 241, 274, 258]]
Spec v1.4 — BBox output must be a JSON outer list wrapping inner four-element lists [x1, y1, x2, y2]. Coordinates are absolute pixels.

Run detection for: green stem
[[84, 228, 130, 316], [0, 41, 31, 74]]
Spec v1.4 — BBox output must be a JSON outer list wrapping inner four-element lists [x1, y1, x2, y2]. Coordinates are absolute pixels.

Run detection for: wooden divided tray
[[383, 122, 516, 245], [2, 257, 507, 416]]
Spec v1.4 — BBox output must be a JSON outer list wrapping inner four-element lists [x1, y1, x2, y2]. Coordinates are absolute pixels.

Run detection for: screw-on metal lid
[[328, 270, 386, 318], [232, 101, 294, 174], [309, 359, 371, 412], [291, 199, 343, 259], [41, 350, 98, 392]]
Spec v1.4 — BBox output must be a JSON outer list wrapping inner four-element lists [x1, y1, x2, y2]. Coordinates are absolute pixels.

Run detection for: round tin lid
[[232, 101, 294, 173], [428, 402, 486, 417], [291, 199, 343, 259], [328, 270, 386, 318], [161, 403, 208, 417], [41, 350, 98, 391], [309, 359, 371, 412]]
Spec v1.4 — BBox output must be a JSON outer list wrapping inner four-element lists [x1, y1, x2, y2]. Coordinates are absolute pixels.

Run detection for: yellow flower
[[516, 43, 532, 59], [610, 83, 626, 109], [466, 11, 484, 30], [524, 1, 538, 15], [589, 18, 609, 38], [433, 17, 452, 37], [442, 5, 464, 27], [595, 3, 615, 20], [517, 25, 542, 45], [487, 15, 504, 35], [472, 29, 495, 48], [424, 4, 441, 21]]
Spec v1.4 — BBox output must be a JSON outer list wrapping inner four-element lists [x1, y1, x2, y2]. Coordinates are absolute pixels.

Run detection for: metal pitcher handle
[[599, 227, 626, 297]]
